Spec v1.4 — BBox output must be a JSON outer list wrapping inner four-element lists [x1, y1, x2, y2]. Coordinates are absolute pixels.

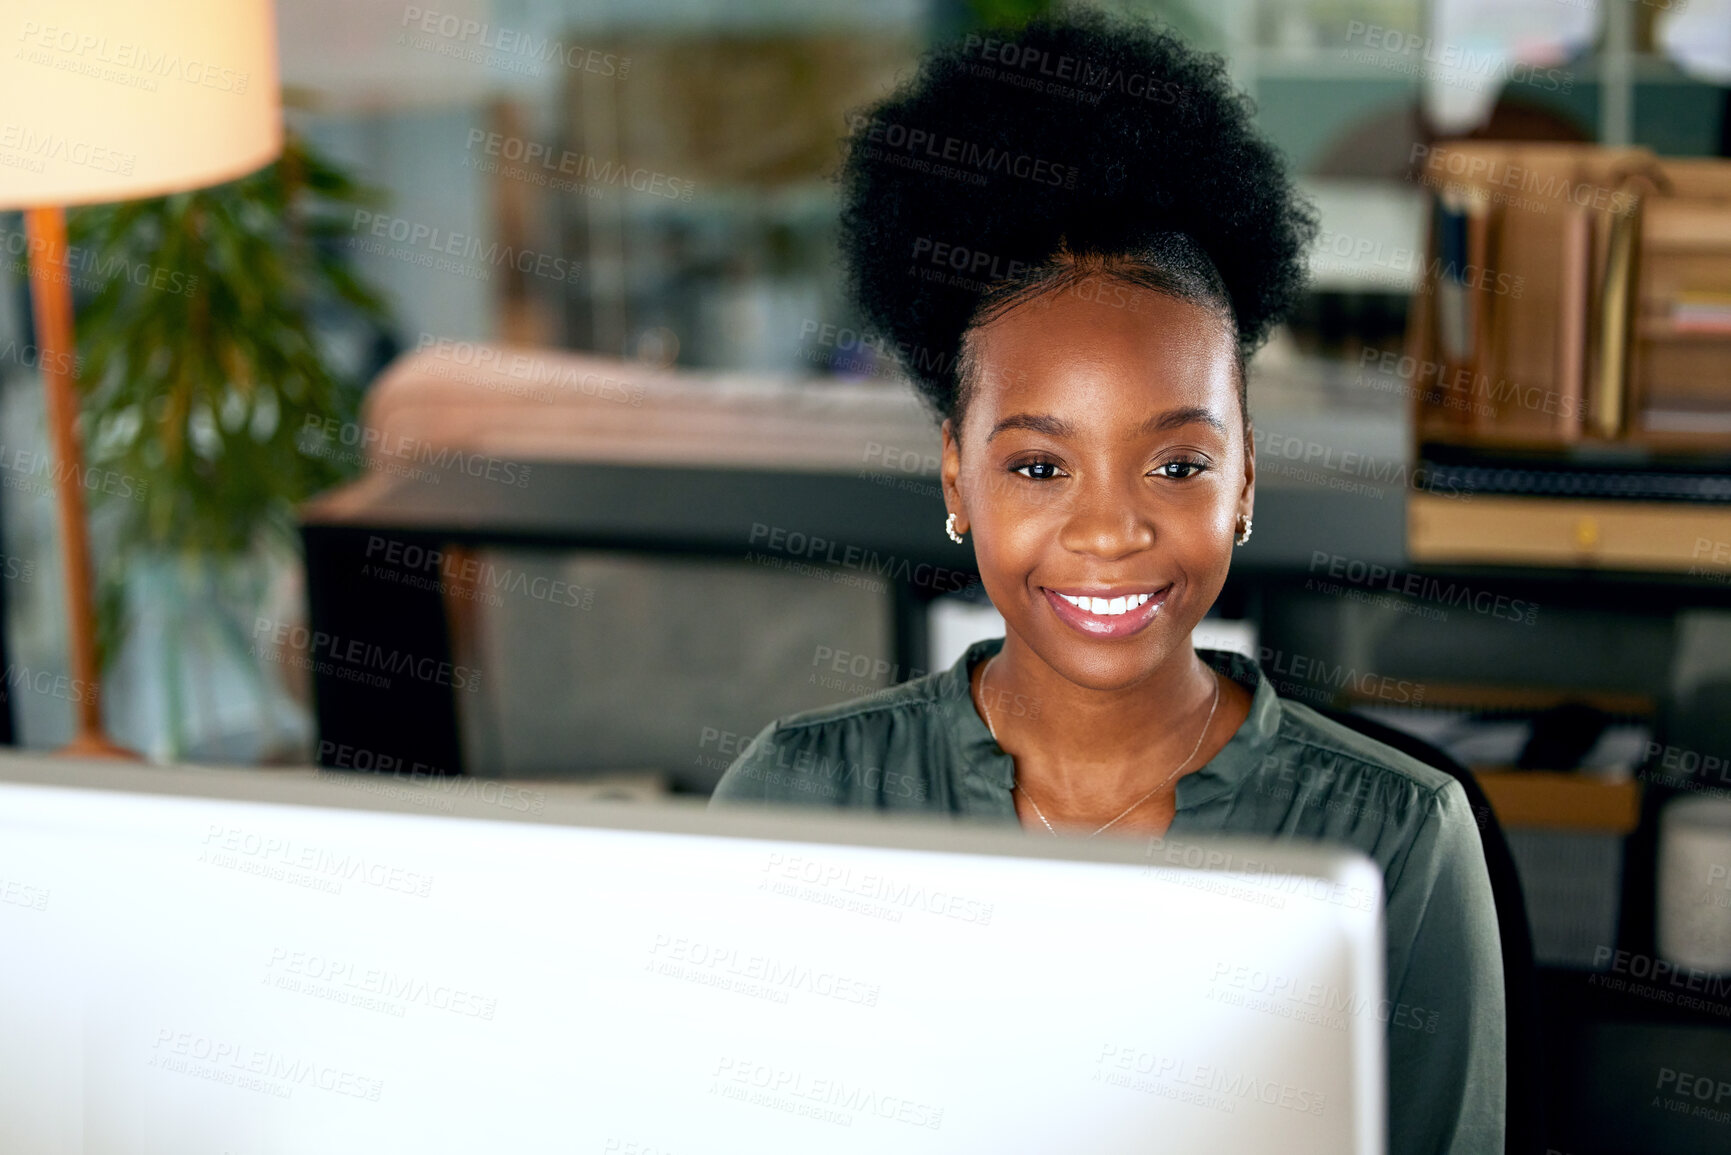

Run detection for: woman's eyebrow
[[1134, 406, 1227, 437], [985, 406, 1226, 443], [986, 413, 1073, 442]]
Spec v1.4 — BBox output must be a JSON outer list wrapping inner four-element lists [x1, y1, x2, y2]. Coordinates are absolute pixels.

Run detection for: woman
[[711, 9, 1503, 1154]]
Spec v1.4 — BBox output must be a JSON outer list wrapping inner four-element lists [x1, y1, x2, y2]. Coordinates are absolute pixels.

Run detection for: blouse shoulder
[[1242, 692, 1489, 868], [772, 666, 957, 733], [1273, 698, 1459, 795], [707, 669, 957, 809]]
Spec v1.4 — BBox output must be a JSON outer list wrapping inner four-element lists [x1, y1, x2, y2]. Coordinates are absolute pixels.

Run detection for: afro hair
[[836, 5, 1318, 426]]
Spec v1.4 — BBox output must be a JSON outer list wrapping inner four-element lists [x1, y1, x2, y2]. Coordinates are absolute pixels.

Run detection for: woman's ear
[[941, 418, 965, 533], [1239, 418, 1256, 528]]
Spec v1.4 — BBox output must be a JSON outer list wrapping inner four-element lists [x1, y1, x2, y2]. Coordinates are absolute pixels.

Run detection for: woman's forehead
[[963, 284, 1239, 420]]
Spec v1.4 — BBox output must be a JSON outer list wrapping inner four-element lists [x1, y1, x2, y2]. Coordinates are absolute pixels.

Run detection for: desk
[[298, 457, 1731, 776]]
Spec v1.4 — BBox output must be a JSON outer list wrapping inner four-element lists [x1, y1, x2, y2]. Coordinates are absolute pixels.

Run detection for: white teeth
[[1058, 592, 1156, 616]]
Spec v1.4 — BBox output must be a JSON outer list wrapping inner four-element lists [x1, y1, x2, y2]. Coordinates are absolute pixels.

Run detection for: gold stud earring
[[945, 513, 964, 544], [1235, 515, 1253, 546]]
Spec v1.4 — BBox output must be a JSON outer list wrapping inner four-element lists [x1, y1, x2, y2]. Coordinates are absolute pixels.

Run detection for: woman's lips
[[1041, 586, 1170, 638]]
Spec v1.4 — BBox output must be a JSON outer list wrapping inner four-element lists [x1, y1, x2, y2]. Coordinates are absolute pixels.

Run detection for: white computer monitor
[[0, 754, 1385, 1154]]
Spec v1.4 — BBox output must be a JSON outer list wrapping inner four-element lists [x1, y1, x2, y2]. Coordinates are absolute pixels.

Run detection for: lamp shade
[[0, 0, 281, 209]]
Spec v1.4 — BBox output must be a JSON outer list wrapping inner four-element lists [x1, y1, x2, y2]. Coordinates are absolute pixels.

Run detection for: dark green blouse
[[710, 638, 1505, 1155]]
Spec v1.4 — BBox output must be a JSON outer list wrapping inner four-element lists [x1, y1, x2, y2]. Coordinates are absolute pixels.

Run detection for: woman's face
[[942, 276, 1252, 691]]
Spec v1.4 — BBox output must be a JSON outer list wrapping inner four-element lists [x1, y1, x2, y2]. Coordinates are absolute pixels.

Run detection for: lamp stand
[[25, 206, 134, 759]]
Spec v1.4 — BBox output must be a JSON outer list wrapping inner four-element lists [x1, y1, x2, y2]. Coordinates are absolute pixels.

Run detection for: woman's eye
[[1154, 459, 1209, 480], [1013, 460, 1063, 481]]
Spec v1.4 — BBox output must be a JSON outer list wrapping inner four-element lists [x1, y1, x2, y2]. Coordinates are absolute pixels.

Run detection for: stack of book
[[1646, 291, 1731, 434], [1402, 145, 1731, 571], [1669, 291, 1731, 334]]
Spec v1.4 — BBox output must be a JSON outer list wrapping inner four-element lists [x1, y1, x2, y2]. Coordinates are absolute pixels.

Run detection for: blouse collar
[[940, 637, 1279, 818]]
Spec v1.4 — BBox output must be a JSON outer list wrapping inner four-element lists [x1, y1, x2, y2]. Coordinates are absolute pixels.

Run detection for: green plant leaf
[[67, 126, 393, 654]]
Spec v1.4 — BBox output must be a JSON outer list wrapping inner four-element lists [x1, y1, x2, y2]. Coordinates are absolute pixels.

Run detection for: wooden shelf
[[1471, 768, 1642, 833], [1409, 492, 1731, 572]]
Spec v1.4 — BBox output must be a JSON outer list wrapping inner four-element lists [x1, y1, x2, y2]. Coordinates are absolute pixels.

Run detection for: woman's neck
[[974, 632, 1251, 818]]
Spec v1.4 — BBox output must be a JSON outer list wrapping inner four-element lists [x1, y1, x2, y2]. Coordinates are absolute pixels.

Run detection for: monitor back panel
[[0, 758, 1384, 1155]]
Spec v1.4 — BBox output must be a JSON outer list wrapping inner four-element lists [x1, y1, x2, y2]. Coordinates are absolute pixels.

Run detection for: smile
[[1041, 586, 1170, 638], [1055, 592, 1153, 616]]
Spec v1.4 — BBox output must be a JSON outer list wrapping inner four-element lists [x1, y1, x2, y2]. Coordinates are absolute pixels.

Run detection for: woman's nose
[[1055, 480, 1155, 560]]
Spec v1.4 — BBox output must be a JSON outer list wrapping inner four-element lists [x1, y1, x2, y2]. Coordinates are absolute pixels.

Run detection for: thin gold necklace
[[978, 652, 1220, 839]]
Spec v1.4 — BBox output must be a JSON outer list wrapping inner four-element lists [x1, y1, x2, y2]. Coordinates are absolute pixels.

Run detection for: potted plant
[[67, 127, 392, 761]]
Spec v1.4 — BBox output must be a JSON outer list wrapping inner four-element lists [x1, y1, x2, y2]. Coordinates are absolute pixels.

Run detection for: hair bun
[[837, 6, 1318, 420]]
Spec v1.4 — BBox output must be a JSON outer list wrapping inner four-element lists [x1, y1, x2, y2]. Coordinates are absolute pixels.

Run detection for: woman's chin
[[1015, 622, 1193, 694]]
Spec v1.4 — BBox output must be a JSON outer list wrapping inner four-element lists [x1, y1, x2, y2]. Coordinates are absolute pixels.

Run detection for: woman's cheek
[[977, 510, 1043, 576]]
